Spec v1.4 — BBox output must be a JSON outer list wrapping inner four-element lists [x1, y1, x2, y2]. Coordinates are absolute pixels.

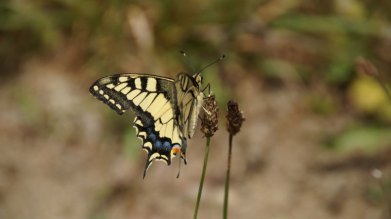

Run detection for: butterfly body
[[89, 72, 205, 177]]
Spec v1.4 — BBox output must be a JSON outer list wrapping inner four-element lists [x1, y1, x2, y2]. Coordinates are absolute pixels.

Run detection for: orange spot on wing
[[171, 145, 181, 155]]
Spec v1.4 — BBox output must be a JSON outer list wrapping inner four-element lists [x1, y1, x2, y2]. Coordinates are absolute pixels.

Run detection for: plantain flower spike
[[226, 100, 245, 135], [200, 95, 219, 138]]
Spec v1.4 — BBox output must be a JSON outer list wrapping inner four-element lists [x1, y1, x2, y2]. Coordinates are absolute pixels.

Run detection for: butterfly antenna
[[180, 50, 197, 73], [195, 54, 226, 75]]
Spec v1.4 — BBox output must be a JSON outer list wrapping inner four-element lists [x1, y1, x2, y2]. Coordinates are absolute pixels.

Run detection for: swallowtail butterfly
[[90, 71, 208, 177]]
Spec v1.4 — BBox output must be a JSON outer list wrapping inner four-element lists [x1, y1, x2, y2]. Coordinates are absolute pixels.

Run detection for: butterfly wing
[[175, 73, 204, 139], [89, 74, 186, 177], [89, 74, 175, 115]]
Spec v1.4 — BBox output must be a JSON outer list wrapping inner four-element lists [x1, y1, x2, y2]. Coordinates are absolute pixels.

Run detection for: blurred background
[[1, 0, 391, 218]]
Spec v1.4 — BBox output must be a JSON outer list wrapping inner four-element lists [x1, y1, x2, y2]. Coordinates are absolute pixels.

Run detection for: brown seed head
[[200, 95, 219, 138], [226, 100, 245, 135]]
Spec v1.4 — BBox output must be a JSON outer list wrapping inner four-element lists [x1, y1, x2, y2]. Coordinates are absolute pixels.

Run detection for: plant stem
[[223, 134, 233, 219], [193, 137, 211, 219]]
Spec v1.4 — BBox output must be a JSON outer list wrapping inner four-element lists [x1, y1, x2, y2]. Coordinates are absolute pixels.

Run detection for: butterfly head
[[193, 73, 203, 86]]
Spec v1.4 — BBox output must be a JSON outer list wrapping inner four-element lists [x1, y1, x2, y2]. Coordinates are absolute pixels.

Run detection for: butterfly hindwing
[[133, 116, 184, 177]]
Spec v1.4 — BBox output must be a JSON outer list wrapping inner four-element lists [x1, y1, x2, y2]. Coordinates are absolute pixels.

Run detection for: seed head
[[226, 100, 245, 135], [200, 95, 219, 138]]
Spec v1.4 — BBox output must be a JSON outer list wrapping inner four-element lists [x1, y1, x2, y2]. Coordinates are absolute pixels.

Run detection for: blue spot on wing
[[148, 133, 157, 142], [162, 141, 171, 150], [155, 140, 162, 148]]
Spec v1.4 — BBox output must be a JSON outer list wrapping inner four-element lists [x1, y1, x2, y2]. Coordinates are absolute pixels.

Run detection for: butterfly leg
[[202, 83, 211, 95]]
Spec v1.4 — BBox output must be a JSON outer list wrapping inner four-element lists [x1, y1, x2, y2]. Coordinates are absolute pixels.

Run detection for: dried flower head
[[200, 95, 219, 138], [226, 100, 245, 135]]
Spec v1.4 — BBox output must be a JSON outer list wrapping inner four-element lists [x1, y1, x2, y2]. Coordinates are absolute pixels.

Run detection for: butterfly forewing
[[89, 74, 176, 116]]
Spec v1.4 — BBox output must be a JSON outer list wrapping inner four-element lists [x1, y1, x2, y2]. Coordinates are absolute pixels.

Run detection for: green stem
[[223, 134, 233, 219], [193, 137, 211, 219]]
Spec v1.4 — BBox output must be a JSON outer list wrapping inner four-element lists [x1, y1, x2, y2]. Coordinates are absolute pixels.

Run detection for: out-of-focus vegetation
[[1, 0, 390, 80], [3, 0, 391, 136], [1, 0, 391, 218]]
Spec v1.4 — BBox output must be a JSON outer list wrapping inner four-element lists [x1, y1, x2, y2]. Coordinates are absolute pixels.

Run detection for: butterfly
[[89, 71, 210, 178]]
